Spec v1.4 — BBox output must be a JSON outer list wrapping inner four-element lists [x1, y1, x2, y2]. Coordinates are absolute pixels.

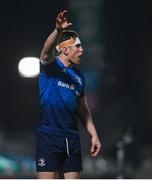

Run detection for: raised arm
[[78, 97, 101, 157], [40, 10, 72, 63]]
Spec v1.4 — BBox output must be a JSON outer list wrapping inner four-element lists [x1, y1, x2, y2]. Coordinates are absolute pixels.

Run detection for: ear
[[62, 47, 69, 56]]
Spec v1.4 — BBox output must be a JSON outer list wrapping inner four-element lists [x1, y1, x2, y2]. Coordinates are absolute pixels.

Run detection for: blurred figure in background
[[36, 10, 101, 179]]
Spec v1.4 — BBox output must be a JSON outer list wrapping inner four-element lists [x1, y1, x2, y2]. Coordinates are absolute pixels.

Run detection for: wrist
[[90, 132, 98, 139], [56, 27, 63, 33]]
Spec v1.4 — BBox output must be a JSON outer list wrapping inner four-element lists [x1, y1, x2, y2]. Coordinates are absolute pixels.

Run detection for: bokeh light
[[18, 57, 40, 78]]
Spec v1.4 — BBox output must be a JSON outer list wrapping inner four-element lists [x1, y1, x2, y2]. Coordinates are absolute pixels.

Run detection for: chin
[[76, 60, 81, 64], [77, 58, 81, 64], [72, 58, 81, 65], [73, 62, 80, 65]]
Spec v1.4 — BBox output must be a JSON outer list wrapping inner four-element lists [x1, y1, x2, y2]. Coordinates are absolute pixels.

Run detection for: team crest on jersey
[[74, 75, 82, 85], [38, 158, 46, 167], [75, 91, 80, 96]]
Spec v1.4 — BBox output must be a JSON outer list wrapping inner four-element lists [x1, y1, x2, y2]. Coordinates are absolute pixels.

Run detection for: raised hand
[[56, 10, 72, 32]]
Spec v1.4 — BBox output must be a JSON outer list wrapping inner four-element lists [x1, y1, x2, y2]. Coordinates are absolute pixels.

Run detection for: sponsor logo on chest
[[57, 81, 80, 96], [58, 81, 74, 90]]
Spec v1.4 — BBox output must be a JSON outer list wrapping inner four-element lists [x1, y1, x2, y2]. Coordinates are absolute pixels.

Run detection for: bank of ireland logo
[[38, 158, 46, 167]]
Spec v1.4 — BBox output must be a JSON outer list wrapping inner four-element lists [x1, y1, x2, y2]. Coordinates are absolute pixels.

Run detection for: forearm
[[40, 10, 72, 62], [40, 29, 62, 61], [79, 97, 98, 138], [85, 114, 101, 157], [79, 101, 101, 157], [85, 116, 98, 138]]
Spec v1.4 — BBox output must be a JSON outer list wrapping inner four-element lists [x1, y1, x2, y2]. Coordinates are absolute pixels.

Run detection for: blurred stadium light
[[18, 57, 40, 78]]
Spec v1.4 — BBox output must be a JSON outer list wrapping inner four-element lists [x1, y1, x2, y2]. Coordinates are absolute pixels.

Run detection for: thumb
[[90, 144, 95, 153], [68, 22, 72, 26], [67, 22, 72, 27]]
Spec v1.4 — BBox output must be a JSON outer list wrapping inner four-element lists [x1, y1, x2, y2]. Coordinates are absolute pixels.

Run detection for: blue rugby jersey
[[37, 57, 85, 137]]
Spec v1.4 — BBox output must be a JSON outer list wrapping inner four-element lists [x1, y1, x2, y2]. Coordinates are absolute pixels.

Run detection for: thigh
[[63, 137, 83, 172], [36, 133, 66, 172], [36, 153, 65, 172], [64, 172, 80, 179], [37, 171, 59, 179]]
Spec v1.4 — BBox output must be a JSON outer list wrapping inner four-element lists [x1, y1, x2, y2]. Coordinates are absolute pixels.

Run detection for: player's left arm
[[78, 96, 102, 157]]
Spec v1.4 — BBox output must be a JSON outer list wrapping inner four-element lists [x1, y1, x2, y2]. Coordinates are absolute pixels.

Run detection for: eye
[[76, 44, 81, 48]]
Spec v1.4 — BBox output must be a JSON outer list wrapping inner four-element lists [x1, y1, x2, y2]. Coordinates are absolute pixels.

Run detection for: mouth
[[78, 53, 83, 59]]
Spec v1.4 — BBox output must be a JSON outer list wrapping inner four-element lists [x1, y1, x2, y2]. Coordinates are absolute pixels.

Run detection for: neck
[[57, 55, 73, 67]]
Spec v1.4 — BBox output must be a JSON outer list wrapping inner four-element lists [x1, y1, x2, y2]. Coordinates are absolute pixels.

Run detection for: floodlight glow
[[18, 57, 40, 78]]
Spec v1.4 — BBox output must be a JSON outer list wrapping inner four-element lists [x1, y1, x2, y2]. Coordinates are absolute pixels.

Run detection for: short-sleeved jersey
[[37, 57, 85, 138]]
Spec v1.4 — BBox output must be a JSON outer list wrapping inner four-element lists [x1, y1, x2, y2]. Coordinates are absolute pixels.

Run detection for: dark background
[[104, 0, 152, 145], [0, 0, 68, 130], [0, 0, 152, 178]]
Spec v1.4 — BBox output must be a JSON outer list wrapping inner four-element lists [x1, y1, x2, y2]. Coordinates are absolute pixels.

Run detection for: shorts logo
[[38, 158, 45, 167]]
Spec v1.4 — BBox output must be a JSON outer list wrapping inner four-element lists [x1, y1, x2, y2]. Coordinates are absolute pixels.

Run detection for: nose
[[79, 46, 84, 53]]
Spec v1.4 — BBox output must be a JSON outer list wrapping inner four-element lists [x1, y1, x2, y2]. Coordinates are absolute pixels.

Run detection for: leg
[[63, 137, 82, 179], [37, 171, 59, 179], [36, 135, 66, 179], [64, 172, 80, 179]]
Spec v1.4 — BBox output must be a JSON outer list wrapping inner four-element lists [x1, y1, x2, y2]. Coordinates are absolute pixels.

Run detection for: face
[[67, 43, 84, 65]]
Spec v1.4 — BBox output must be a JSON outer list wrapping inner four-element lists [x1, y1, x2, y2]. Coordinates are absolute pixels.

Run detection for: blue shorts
[[35, 133, 83, 172]]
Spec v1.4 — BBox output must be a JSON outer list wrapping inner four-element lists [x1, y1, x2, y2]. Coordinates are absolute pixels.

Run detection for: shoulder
[[40, 57, 59, 75], [40, 57, 58, 68]]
